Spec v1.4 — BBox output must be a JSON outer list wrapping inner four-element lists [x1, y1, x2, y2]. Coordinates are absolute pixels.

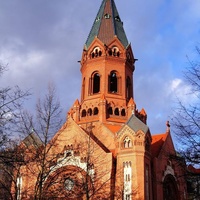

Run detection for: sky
[[0, 0, 200, 142]]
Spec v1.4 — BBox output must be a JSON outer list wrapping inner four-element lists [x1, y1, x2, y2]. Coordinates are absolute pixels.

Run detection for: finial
[[166, 121, 170, 133]]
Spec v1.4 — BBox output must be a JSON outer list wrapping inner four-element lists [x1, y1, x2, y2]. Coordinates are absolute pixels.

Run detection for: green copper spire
[[85, 0, 129, 49]]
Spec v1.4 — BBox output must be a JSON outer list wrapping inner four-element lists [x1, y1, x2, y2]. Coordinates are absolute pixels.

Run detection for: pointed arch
[[163, 174, 179, 200]]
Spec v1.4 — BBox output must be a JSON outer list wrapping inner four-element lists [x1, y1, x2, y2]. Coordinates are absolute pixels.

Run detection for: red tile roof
[[104, 124, 122, 133], [151, 133, 168, 157]]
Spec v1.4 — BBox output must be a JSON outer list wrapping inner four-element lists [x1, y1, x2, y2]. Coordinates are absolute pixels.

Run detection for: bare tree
[[172, 46, 200, 166], [19, 83, 63, 200], [0, 62, 30, 199], [0, 62, 30, 148]]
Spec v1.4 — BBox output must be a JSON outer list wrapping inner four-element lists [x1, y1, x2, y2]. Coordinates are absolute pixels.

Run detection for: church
[[13, 0, 187, 199]]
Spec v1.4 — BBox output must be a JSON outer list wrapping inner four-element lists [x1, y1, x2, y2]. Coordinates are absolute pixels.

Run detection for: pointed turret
[[85, 0, 129, 49]]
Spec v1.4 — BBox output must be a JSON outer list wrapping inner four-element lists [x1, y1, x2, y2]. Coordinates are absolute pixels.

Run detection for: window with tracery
[[123, 161, 132, 200], [91, 47, 102, 58], [124, 136, 132, 148], [108, 46, 120, 57]]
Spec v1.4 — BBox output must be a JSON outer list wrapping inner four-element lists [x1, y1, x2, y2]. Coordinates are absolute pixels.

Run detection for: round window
[[64, 178, 74, 191]]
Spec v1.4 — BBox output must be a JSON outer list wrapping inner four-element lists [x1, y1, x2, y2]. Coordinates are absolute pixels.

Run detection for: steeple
[[70, 0, 136, 124], [85, 0, 129, 49]]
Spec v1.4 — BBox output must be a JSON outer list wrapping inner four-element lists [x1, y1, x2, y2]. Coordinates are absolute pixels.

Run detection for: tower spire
[[75, 0, 135, 124], [85, 0, 129, 49]]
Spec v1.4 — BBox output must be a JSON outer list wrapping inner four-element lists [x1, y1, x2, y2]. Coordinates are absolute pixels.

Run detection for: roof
[[151, 133, 168, 158], [85, 0, 129, 49], [187, 165, 200, 174], [104, 124, 122, 133], [126, 114, 149, 134]]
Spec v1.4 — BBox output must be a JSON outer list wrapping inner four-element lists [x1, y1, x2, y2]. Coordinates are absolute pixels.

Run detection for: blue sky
[[0, 0, 200, 141]]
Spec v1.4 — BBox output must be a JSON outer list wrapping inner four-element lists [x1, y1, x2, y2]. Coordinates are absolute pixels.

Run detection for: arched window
[[121, 109, 126, 116], [123, 161, 132, 200], [93, 73, 100, 94], [82, 78, 85, 100], [81, 109, 86, 117], [87, 108, 92, 116], [109, 71, 118, 93], [91, 47, 102, 58], [17, 175, 22, 200], [124, 136, 132, 148], [114, 108, 119, 116], [93, 107, 99, 115], [126, 76, 132, 100], [108, 46, 120, 57]]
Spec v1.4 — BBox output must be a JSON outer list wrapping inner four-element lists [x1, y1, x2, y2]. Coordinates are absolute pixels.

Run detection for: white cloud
[[168, 78, 199, 105], [0, 0, 199, 135]]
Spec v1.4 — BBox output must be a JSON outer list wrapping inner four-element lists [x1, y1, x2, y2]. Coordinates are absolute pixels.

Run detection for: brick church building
[[12, 0, 187, 199]]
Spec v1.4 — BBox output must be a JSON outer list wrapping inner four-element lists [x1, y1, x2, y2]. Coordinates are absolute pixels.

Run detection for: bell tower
[[69, 0, 139, 125]]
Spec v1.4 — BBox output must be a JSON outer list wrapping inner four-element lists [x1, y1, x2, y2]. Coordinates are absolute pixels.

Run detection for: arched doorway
[[163, 174, 179, 200]]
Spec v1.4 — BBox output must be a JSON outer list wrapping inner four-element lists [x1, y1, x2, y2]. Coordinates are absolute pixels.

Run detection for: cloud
[[0, 0, 199, 135], [168, 78, 199, 104]]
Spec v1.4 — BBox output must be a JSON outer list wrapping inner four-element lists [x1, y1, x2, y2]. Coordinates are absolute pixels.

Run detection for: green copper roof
[[85, 0, 129, 49]]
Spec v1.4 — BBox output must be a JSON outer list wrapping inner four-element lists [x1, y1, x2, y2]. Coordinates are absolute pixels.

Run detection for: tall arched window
[[123, 161, 132, 200], [109, 71, 118, 93], [92, 73, 100, 94], [114, 108, 119, 116], [82, 78, 85, 100], [126, 76, 132, 100], [124, 136, 132, 148], [163, 174, 179, 200], [17, 175, 22, 200]]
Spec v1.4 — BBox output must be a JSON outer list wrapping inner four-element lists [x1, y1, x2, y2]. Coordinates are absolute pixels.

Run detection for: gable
[[126, 114, 149, 134], [151, 132, 176, 158], [50, 117, 112, 155]]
